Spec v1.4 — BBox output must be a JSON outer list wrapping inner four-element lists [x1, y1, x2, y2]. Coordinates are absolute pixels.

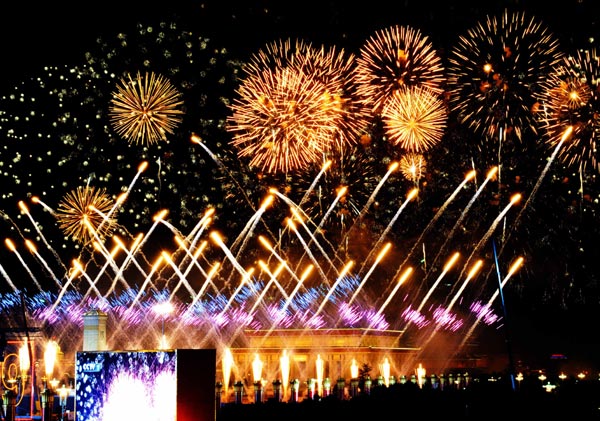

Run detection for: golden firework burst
[[399, 152, 427, 182], [109, 71, 184, 146], [56, 186, 116, 245], [381, 86, 447, 152]]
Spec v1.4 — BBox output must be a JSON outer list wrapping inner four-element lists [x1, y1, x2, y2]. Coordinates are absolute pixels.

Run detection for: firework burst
[[381, 86, 447, 152], [55, 185, 117, 245], [227, 65, 342, 174], [446, 10, 563, 146], [109, 71, 184, 146], [398, 152, 427, 183], [355, 25, 445, 114], [246, 39, 370, 150], [537, 49, 600, 173]]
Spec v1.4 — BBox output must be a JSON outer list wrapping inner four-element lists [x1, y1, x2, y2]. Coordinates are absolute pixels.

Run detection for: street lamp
[[58, 384, 70, 421]]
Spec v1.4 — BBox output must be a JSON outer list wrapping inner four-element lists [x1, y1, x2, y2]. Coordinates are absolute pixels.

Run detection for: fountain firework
[[0, 134, 530, 384]]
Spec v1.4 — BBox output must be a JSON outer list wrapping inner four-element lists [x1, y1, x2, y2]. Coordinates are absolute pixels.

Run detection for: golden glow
[[508, 256, 524, 277], [444, 252, 461, 272], [350, 359, 359, 379], [44, 340, 59, 378], [109, 72, 184, 146], [467, 259, 484, 280], [56, 186, 116, 245], [18, 200, 28, 214], [252, 353, 263, 382], [153, 209, 169, 222], [25, 239, 36, 253], [397, 266, 413, 285]]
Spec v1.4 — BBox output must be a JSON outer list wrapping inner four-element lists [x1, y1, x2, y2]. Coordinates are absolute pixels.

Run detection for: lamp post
[[215, 382, 223, 410], [272, 379, 282, 402], [289, 379, 299, 402], [350, 377, 359, 398], [2, 389, 17, 421], [233, 381, 244, 404], [58, 384, 69, 421]]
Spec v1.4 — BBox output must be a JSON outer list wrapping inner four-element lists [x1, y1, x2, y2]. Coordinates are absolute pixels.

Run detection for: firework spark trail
[[24, 240, 62, 289], [210, 232, 253, 285], [176, 262, 221, 335], [291, 207, 339, 277], [19, 199, 68, 275], [458, 256, 524, 351], [226, 195, 275, 288], [357, 161, 399, 219], [270, 190, 339, 277], [361, 188, 418, 277], [382, 169, 477, 301], [258, 235, 306, 291], [162, 251, 201, 301], [287, 219, 330, 288], [184, 208, 215, 246], [128, 256, 167, 311], [68, 259, 104, 301], [298, 160, 332, 208], [4, 239, 43, 293], [370, 266, 413, 328], [455, 194, 522, 296], [250, 261, 287, 314], [191, 136, 257, 213], [416, 259, 484, 358], [338, 161, 399, 258], [103, 235, 154, 298], [311, 186, 346, 239], [82, 244, 120, 301], [96, 161, 148, 236], [503, 128, 572, 254], [48, 264, 84, 314], [427, 167, 498, 279], [217, 268, 256, 317], [313, 260, 354, 318], [199, 268, 258, 349], [173, 210, 214, 282], [256, 263, 315, 349], [416, 252, 461, 315], [175, 237, 210, 282], [347, 242, 392, 306], [0, 262, 18, 292]]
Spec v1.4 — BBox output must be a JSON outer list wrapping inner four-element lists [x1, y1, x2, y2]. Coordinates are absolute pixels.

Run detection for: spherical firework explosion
[[109, 71, 184, 146], [381, 86, 447, 152], [446, 10, 563, 148], [227, 64, 343, 173], [55, 185, 117, 245], [398, 152, 427, 183], [354, 24, 445, 114], [537, 49, 600, 173]]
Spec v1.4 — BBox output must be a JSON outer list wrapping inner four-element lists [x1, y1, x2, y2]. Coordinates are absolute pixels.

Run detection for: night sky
[[1, 0, 600, 372]]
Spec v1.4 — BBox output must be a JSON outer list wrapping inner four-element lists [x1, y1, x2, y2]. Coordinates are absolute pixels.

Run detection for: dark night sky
[[1, 0, 598, 84]]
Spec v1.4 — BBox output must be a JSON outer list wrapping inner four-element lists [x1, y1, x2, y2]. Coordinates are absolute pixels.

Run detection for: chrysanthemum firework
[[398, 152, 427, 183], [381, 86, 447, 152], [537, 49, 600, 173], [55, 185, 116, 245], [446, 10, 563, 145], [354, 25, 445, 114], [227, 65, 343, 174], [109, 71, 184, 146]]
